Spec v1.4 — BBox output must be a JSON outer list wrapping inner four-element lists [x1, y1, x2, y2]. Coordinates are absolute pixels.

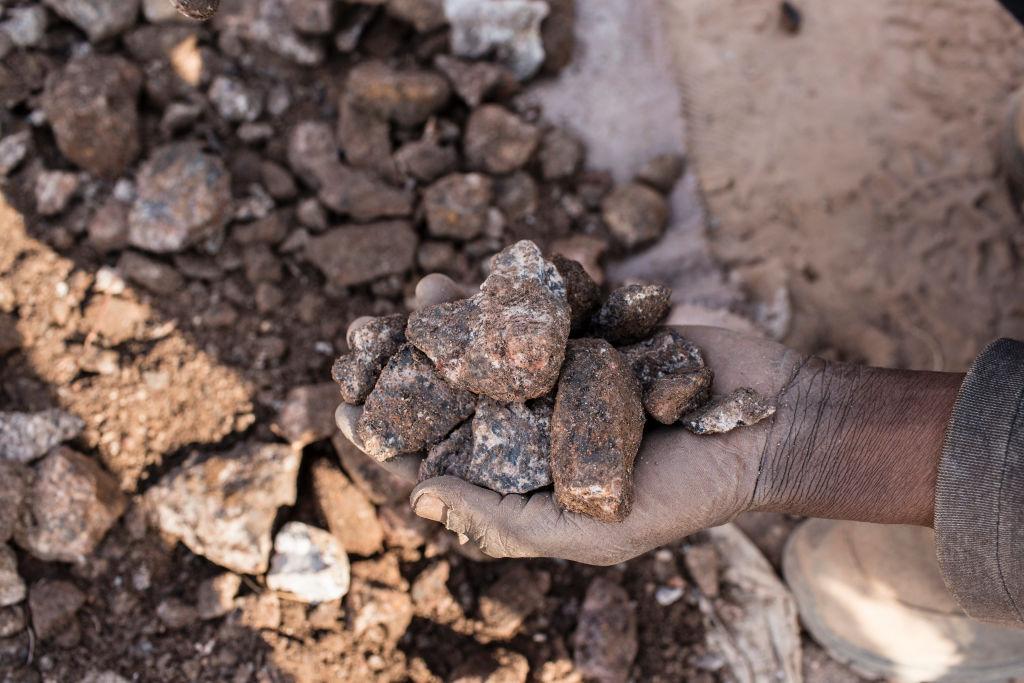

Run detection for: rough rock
[[0, 131, 31, 176], [332, 433, 411, 505], [551, 255, 600, 333], [34, 171, 79, 216], [573, 577, 638, 683], [196, 573, 241, 620], [15, 448, 126, 563], [145, 442, 301, 574], [0, 605, 25, 638], [420, 396, 552, 494], [479, 565, 550, 639], [0, 409, 84, 464], [550, 234, 608, 285], [332, 314, 407, 405], [0, 462, 29, 543], [538, 127, 583, 180], [282, 0, 335, 33], [551, 339, 644, 523], [337, 95, 396, 180], [683, 544, 720, 597], [682, 388, 776, 435], [411, 560, 462, 623], [395, 137, 458, 183], [306, 222, 417, 288], [348, 582, 415, 644], [450, 648, 530, 683], [117, 251, 185, 295], [387, 0, 446, 32], [311, 460, 385, 557], [266, 522, 350, 603], [272, 383, 339, 446], [208, 76, 264, 123], [540, 0, 575, 74], [28, 579, 85, 640], [620, 329, 713, 424], [465, 105, 541, 174], [636, 153, 686, 193], [424, 173, 494, 240], [42, 0, 139, 42], [260, 162, 297, 201], [590, 284, 672, 345], [407, 240, 570, 402], [0, 545, 24, 607], [346, 61, 451, 127], [42, 55, 142, 177], [0, 6, 48, 47], [434, 55, 517, 107], [128, 143, 233, 253], [356, 344, 476, 461], [445, 0, 549, 80], [213, 0, 324, 65], [601, 182, 669, 250]]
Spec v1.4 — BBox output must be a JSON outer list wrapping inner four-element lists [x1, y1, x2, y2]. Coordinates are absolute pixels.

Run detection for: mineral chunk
[[42, 0, 139, 42], [551, 339, 644, 523], [346, 61, 451, 127], [311, 459, 385, 557], [357, 345, 476, 461], [682, 388, 776, 435], [266, 522, 350, 603], [407, 240, 570, 402], [465, 105, 541, 174], [621, 329, 713, 424], [551, 255, 600, 333], [445, 0, 549, 80], [0, 409, 84, 464], [574, 577, 638, 683], [601, 182, 669, 250], [332, 314, 407, 404], [589, 284, 671, 345], [306, 222, 418, 288], [423, 173, 494, 240]]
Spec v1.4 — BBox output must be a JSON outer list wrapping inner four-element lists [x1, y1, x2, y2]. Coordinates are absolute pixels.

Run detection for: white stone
[[444, 0, 548, 80], [266, 522, 350, 604], [0, 544, 25, 607]]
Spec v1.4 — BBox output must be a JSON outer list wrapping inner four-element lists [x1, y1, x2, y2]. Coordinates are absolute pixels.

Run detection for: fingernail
[[413, 493, 446, 522]]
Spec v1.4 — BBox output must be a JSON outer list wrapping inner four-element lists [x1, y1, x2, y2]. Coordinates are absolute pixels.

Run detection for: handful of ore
[[332, 241, 775, 522]]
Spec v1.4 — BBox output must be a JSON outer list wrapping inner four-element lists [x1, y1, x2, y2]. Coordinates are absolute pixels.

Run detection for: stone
[[550, 255, 600, 334], [0, 545, 24, 607], [0, 6, 48, 47], [620, 329, 713, 425], [423, 173, 494, 240], [34, 171, 79, 216], [266, 522, 350, 603], [28, 579, 85, 640], [42, 0, 139, 42], [332, 433, 411, 505], [208, 76, 264, 123], [196, 573, 241, 620], [15, 448, 126, 563], [332, 314, 406, 405], [145, 442, 301, 574], [551, 339, 644, 523], [450, 649, 530, 683], [636, 153, 686, 193], [682, 388, 776, 435], [213, 0, 323, 65], [306, 222, 418, 288], [420, 396, 552, 494], [683, 544, 720, 597], [272, 383, 339, 446], [0, 410, 84, 464], [356, 345, 476, 461], [479, 565, 549, 639], [282, 0, 336, 33], [233, 213, 289, 246], [386, 0, 445, 32], [445, 0, 549, 80], [589, 284, 672, 345], [601, 182, 669, 250], [434, 55, 518, 107], [407, 241, 570, 402], [232, 591, 281, 631], [573, 577, 638, 683], [0, 462, 29, 544], [346, 61, 451, 127], [296, 198, 328, 231], [0, 605, 25, 638], [157, 598, 199, 630], [411, 560, 462, 623], [0, 131, 31, 176], [465, 105, 541, 174], [337, 96, 396, 180], [311, 460, 385, 557], [42, 55, 141, 178], [379, 501, 433, 550], [538, 127, 583, 180], [394, 137, 458, 183], [260, 162, 297, 201], [116, 251, 184, 295], [348, 583, 414, 644], [129, 143, 233, 253], [87, 198, 131, 253]]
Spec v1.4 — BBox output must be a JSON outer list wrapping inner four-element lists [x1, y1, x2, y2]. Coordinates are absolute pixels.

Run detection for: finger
[[335, 403, 365, 451], [414, 274, 476, 309], [377, 453, 423, 484], [346, 316, 374, 348]]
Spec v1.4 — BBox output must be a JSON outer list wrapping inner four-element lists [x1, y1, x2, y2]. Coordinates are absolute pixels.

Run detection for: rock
[[479, 565, 549, 639], [538, 127, 583, 180], [156, 598, 199, 630], [331, 314, 406, 405], [0, 605, 25, 638], [311, 460, 385, 557], [42, 0, 139, 42], [332, 433, 411, 505], [465, 105, 541, 174], [551, 339, 644, 523], [379, 501, 433, 550], [573, 577, 638, 683], [356, 345, 476, 461], [87, 198, 131, 253], [411, 560, 462, 623], [601, 182, 669, 250], [682, 388, 776, 435], [620, 329, 713, 424], [445, 0, 549, 80], [590, 284, 672, 345], [683, 544, 720, 597], [282, 0, 336, 33], [346, 61, 450, 127], [0, 131, 31, 176], [0, 410, 84, 464], [636, 153, 686, 193], [394, 137, 458, 183], [128, 143, 233, 253], [80, 672, 131, 683], [266, 522, 350, 603], [321, 164, 413, 221], [232, 591, 281, 631], [116, 251, 184, 295], [348, 583, 414, 644], [0, 545, 24, 607], [15, 448, 126, 563], [272, 383, 339, 446], [306, 222, 418, 288], [423, 173, 494, 240], [450, 648, 530, 683], [28, 579, 85, 640], [145, 442, 301, 574], [0, 315, 18, 357], [0, 462, 29, 544], [286, 120, 337, 187], [208, 76, 264, 123], [420, 396, 552, 495], [337, 95, 396, 180], [387, 0, 445, 32], [34, 171, 79, 216], [434, 55, 517, 107], [213, 0, 323, 65], [196, 573, 241, 620], [42, 55, 141, 178], [407, 240, 570, 402], [296, 198, 328, 231], [550, 255, 600, 333], [260, 162, 297, 201], [0, 6, 48, 47]]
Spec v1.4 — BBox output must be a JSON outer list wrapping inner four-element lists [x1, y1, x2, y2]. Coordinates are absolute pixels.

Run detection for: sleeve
[[935, 338, 1024, 626]]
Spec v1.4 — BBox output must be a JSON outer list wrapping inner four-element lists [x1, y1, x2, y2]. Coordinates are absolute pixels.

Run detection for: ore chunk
[[407, 241, 570, 402], [446, 0, 549, 80], [434, 55, 518, 107], [465, 105, 541, 174], [682, 388, 776, 435], [356, 345, 476, 461], [551, 339, 644, 522], [620, 329, 713, 424], [589, 284, 671, 345], [332, 314, 407, 404], [423, 173, 494, 240], [642, 369, 713, 426], [574, 577, 638, 683], [346, 61, 450, 127], [0, 409, 84, 464], [551, 255, 600, 334], [601, 182, 669, 250], [42, 0, 139, 42], [636, 153, 686, 193], [306, 222, 418, 288]]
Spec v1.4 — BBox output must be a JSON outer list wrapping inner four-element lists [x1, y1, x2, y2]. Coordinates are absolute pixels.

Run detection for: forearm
[[751, 358, 962, 526]]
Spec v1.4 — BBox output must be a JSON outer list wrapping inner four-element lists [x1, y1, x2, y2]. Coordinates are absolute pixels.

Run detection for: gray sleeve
[[935, 338, 1024, 626]]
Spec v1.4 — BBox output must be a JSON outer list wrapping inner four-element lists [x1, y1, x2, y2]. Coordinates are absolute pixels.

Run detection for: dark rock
[[682, 388, 776, 435], [306, 221, 418, 288], [346, 61, 450, 127], [357, 345, 476, 461], [338, 96, 396, 181], [213, 0, 324, 65], [386, 0, 445, 32], [332, 433, 412, 505], [311, 459, 385, 557], [423, 173, 494, 240], [42, 0, 138, 42], [551, 339, 644, 523], [42, 55, 141, 178], [620, 329, 713, 424], [407, 241, 570, 402], [601, 182, 669, 250], [233, 212, 288, 245], [34, 171, 79, 216], [573, 577, 638, 683], [465, 105, 541, 174], [589, 284, 671, 345], [273, 383, 338, 447], [242, 245, 283, 285], [157, 598, 199, 630], [0, 462, 28, 544], [260, 162, 297, 201], [394, 137, 458, 183], [296, 198, 328, 231], [550, 255, 600, 334], [538, 127, 583, 180], [479, 565, 550, 639], [635, 153, 686, 193], [28, 579, 85, 641], [550, 234, 608, 284], [434, 55, 517, 107], [0, 409, 84, 465], [287, 120, 339, 188], [332, 314, 407, 405], [450, 648, 530, 683], [117, 252, 184, 295], [541, 0, 575, 75]]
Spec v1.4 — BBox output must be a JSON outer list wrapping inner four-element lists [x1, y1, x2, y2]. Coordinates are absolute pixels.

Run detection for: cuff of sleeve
[[935, 338, 1024, 626]]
